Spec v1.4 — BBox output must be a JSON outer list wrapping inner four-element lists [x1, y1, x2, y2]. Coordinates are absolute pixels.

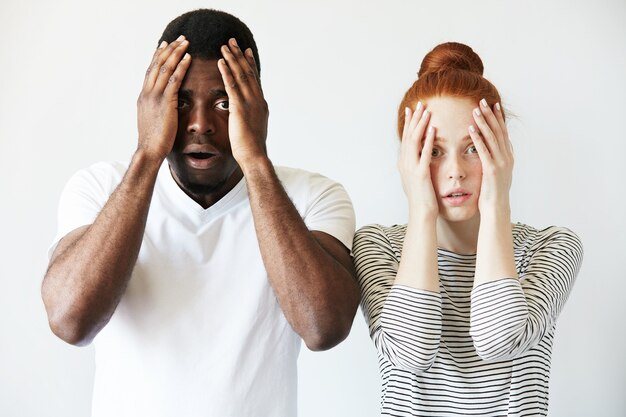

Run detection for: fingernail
[[474, 108, 482, 117], [176, 35, 185, 41], [428, 126, 434, 133], [159, 41, 167, 48], [422, 109, 429, 118], [416, 101, 422, 111], [469, 125, 476, 133], [231, 38, 238, 46], [182, 53, 190, 60], [480, 98, 488, 108], [405, 107, 410, 117], [495, 102, 501, 111]]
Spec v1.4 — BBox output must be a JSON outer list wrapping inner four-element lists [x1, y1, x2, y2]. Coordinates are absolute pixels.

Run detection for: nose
[[446, 154, 466, 180], [186, 106, 216, 135]]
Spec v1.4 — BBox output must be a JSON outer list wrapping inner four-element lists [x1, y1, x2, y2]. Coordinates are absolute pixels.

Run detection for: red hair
[[397, 42, 503, 138]]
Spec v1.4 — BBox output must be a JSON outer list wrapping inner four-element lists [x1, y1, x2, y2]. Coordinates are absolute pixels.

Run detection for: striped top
[[352, 223, 583, 417]]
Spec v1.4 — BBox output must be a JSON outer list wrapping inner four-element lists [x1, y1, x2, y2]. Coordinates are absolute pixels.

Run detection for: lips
[[442, 189, 472, 206], [183, 150, 220, 170], [181, 143, 221, 169]]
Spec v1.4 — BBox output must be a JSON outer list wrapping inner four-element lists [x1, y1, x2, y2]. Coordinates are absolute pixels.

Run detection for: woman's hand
[[467, 99, 514, 215], [398, 102, 438, 220]]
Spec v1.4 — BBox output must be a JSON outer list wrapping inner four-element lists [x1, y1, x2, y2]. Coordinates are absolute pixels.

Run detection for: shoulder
[[353, 224, 407, 257], [513, 223, 584, 277], [63, 161, 128, 196], [355, 224, 407, 244], [274, 165, 353, 210], [514, 223, 583, 253], [275, 166, 343, 191]]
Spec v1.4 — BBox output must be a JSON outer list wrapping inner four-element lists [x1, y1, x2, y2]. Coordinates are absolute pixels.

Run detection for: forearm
[[474, 207, 518, 288], [376, 286, 442, 372], [241, 157, 359, 351], [394, 210, 439, 292], [42, 150, 163, 345]]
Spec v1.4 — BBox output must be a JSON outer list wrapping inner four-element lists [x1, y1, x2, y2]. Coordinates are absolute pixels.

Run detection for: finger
[[152, 37, 190, 92], [221, 39, 259, 96], [401, 106, 412, 146], [163, 53, 192, 96], [480, 99, 507, 155], [217, 57, 240, 104], [145, 36, 187, 90], [468, 124, 492, 165], [419, 125, 436, 167], [244, 48, 260, 81], [472, 106, 502, 160], [144, 40, 169, 89], [400, 106, 425, 168], [407, 101, 424, 134], [493, 102, 513, 154], [414, 109, 431, 156]]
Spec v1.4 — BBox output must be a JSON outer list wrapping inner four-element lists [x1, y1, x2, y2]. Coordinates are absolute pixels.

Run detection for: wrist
[[132, 147, 167, 172], [239, 154, 273, 178]]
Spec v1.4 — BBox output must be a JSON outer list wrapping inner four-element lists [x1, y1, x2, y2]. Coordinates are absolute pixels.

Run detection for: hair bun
[[418, 42, 484, 78]]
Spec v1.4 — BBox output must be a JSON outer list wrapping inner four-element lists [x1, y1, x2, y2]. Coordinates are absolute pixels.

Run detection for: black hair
[[159, 8, 260, 75]]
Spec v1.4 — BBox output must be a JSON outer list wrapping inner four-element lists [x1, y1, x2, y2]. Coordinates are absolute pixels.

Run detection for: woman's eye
[[215, 100, 229, 110], [467, 145, 478, 154], [431, 148, 441, 157]]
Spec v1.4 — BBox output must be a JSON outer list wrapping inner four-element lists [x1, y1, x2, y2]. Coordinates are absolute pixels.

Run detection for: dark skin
[[41, 36, 360, 351]]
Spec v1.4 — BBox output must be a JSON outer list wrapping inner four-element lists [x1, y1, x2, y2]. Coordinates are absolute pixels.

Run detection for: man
[[42, 9, 359, 417]]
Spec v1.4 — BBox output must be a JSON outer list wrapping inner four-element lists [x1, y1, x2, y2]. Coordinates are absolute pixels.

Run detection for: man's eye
[[177, 100, 189, 110], [216, 100, 229, 110]]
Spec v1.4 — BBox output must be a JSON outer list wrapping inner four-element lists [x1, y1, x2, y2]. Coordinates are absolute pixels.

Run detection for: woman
[[352, 42, 583, 417]]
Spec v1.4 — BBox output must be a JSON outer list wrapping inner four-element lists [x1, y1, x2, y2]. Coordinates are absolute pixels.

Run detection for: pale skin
[[42, 36, 359, 351], [395, 96, 517, 292]]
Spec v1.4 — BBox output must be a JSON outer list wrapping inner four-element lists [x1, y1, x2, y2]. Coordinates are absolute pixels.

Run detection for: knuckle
[[160, 64, 169, 74], [168, 74, 177, 84]]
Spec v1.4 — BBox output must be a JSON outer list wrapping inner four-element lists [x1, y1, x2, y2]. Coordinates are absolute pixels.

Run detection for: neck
[[436, 215, 480, 254]]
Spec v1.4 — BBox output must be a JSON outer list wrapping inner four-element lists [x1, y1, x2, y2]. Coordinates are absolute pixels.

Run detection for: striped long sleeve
[[470, 227, 583, 361], [353, 224, 442, 372], [352, 223, 583, 417]]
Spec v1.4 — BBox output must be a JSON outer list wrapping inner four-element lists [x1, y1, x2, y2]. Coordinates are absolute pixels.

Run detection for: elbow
[[471, 331, 525, 362], [302, 317, 354, 352], [45, 305, 96, 347], [42, 288, 96, 347], [386, 349, 437, 373]]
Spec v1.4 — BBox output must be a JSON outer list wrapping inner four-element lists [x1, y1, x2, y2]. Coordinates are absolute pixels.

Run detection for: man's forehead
[[180, 58, 225, 93]]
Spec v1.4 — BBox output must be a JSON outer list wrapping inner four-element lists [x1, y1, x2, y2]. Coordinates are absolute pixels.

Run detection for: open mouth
[[188, 152, 214, 160], [446, 192, 468, 198], [184, 152, 218, 169]]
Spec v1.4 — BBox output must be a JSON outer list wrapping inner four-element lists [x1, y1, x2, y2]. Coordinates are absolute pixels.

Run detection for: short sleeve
[[48, 161, 126, 258], [279, 167, 355, 250]]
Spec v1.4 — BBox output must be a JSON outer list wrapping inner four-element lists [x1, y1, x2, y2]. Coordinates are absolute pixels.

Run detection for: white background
[[1, 0, 625, 416]]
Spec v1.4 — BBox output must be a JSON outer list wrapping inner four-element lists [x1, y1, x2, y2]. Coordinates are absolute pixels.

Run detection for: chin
[[439, 208, 479, 223]]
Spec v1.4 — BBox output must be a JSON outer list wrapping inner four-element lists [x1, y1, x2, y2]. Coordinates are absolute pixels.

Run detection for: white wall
[[1, 0, 624, 416]]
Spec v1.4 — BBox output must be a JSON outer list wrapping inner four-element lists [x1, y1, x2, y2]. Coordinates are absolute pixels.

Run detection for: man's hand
[[217, 38, 269, 168], [137, 36, 191, 161]]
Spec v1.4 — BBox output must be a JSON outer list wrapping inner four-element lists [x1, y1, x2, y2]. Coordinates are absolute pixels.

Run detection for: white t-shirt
[[50, 161, 356, 417]]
